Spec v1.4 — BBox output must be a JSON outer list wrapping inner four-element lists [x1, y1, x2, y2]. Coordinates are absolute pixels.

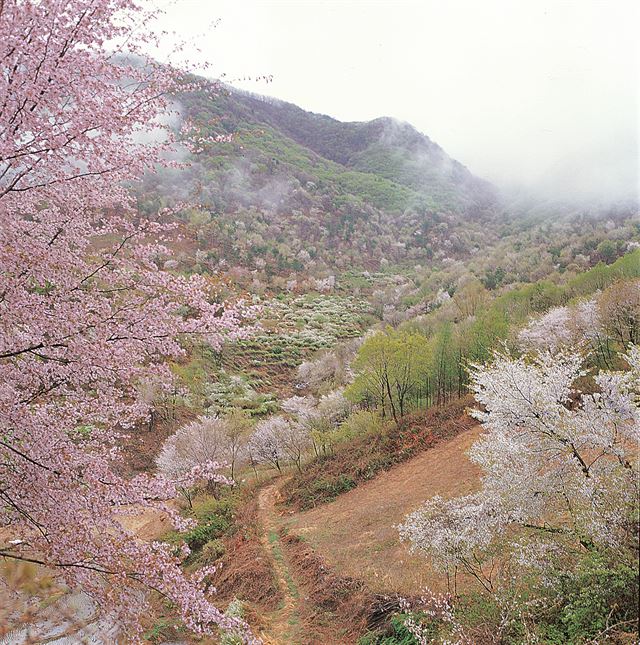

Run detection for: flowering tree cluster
[[156, 416, 231, 507], [296, 337, 361, 392], [246, 388, 351, 473], [0, 0, 255, 639], [157, 410, 252, 486], [518, 280, 639, 364], [281, 389, 351, 456], [400, 345, 639, 593], [247, 415, 310, 473]]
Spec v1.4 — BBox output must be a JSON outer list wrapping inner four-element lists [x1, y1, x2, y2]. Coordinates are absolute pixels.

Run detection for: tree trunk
[[385, 377, 398, 423]]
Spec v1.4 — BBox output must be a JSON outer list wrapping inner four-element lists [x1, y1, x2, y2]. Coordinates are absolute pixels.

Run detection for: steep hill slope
[[135, 79, 637, 292], [215, 89, 494, 204], [280, 422, 483, 596], [135, 82, 502, 278]]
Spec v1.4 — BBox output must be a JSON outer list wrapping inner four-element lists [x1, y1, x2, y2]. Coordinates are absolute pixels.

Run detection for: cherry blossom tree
[[279, 420, 311, 473], [282, 389, 350, 456], [222, 408, 253, 479], [158, 410, 252, 483], [518, 281, 639, 368], [517, 305, 575, 352], [0, 0, 254, 639], [296, 338, 361, 392], [297, 355, 336, 390], [400, 345, 639, 593], [247, 415, 310, 472], [316, 388, 351, 423], [248, 417, 288, 472], [156, 415, 236, 506], [598, 280, 640, 348], [281, 394, 318, 421]]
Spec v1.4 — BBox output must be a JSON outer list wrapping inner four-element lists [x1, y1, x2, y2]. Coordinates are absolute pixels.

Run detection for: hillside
[[4, 4, 639, 644], [211, 89, 495, 203], [282, 419, 483, 596], [136, 81, 637, 295], [135, 82, 506, 281]]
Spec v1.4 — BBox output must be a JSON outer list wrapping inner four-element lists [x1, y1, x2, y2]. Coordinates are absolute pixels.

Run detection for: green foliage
[[166, 492, 238, 554], [596, 238, 617, 262], [192, 494, 237, 524], [143, 618, 175, 643], [333, 410, 383, 444], [465, 307, 510, 362], [370, 548, 639, 644], [347, 327, 431, 418], [71, 424, 94, 439], [400, 549, 640, 644], [390, 250, 640, 408], [544, 552, 639, 642], [200, 538, 226, 564], [183, 514, 232, 551], [308, 474, 357, 502], [358, 613, 424, 644], [566, 249, 640, 297], [482, 266, 506, 290]]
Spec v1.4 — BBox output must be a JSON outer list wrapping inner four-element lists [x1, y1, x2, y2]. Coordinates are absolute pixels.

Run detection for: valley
[[1, 6, 639, 642]]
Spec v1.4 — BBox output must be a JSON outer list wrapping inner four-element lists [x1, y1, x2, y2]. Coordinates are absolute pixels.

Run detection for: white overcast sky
[[151, 0, 639, 200]]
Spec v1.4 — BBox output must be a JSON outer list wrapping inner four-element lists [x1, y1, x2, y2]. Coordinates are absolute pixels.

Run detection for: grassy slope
[[280, 416, 483, 596], [281, 397, 476, 511]]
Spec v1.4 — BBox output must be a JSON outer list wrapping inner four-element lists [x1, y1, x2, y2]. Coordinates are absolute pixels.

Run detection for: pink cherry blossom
[[0, 0, 256, 640]]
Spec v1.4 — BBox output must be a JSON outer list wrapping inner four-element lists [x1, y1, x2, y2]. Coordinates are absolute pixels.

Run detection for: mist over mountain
[[221, 88, 495, 202], [135, 82, 514, 277], [132, 78, 639, 288]]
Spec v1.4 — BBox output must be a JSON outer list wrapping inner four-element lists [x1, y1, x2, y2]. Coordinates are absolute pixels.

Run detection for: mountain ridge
[[208, 84, 496, 207]]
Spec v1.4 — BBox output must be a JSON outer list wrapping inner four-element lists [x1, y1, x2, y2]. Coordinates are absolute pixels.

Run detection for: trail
[[256, 481, 302, 645], [251, 424, 484, 642]]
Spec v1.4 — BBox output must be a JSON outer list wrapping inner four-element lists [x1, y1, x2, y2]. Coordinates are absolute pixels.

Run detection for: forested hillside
[[136, 81, 637, 294], [2, 2, 639, 643]]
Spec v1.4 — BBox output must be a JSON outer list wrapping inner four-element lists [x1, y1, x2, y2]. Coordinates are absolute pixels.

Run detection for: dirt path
[[256, 482, 302, 645], [283, 424, 483, 595]]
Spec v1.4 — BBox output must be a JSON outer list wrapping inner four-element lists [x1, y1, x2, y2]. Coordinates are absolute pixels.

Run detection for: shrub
[[358, 613, 425, 644], [193, 495, 237, 524], [183, 514, 232, 551], [201, 539, 226, 564], [550, 552, 639, 642], [308, 475, 356, 503], [336, 410, 383, 442]]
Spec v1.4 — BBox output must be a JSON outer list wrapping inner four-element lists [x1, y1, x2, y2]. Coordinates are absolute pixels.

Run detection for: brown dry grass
[[209, 489, 283, 613], [280, 532, 410, 644], [281, 397, 477, 511], [253, 481, 409, 644], [282, 421, 483, 596]]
